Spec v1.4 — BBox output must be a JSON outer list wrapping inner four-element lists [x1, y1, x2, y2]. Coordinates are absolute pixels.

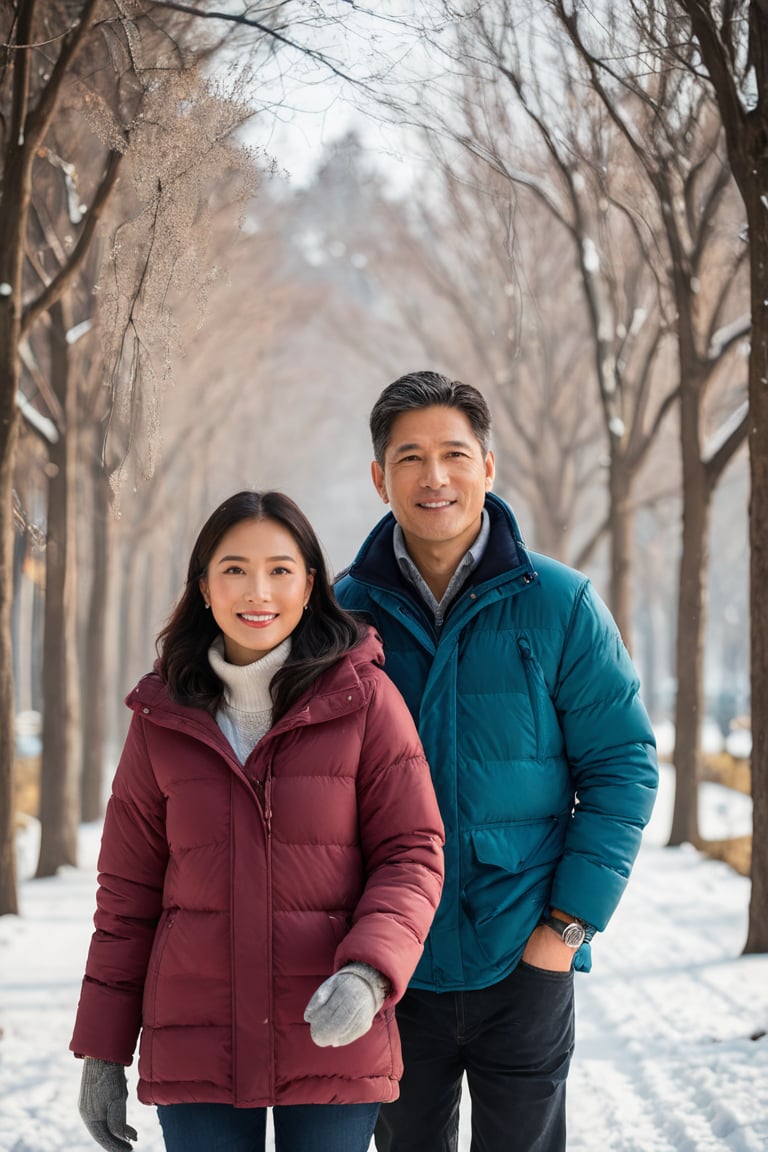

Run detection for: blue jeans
[[374, 962, 574, 1152], [158, 1101, 380, 1152]]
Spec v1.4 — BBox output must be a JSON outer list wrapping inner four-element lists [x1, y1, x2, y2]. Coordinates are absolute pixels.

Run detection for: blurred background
[[2, 2, 761, 916]]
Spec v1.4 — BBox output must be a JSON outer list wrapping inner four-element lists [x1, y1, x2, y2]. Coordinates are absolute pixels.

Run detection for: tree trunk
[[608, 450, 633, 647], [668, 378, 709, 846], [673, 0, 768, 955], [0, 114, 30, 914], [0, 406, 20, 914], [35, 301, 80, 876], [80, 464, 112, 823], [744, 160, 768, 950]]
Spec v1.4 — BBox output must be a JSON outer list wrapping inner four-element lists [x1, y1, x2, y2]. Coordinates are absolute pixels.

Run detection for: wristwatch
[[540, 914, 587, 949]]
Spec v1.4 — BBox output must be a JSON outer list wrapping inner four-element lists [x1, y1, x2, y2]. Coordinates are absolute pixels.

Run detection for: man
[[335, 371, 658, 1152]]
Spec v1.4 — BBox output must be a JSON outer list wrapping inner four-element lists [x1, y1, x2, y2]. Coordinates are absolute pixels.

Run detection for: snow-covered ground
[[1, 764, 765, 1152]]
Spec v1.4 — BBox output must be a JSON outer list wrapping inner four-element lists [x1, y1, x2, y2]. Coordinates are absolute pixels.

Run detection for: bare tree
[[547, 0, 751, 864], [668, 0, 768, 951], [0, 0, 118, 912]]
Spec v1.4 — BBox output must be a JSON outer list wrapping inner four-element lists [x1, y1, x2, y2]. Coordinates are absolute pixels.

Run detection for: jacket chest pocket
[[517, 636, 563, 760]]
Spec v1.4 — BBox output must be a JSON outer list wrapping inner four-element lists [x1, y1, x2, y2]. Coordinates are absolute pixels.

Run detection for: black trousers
[[375, 962, 575, 1152]]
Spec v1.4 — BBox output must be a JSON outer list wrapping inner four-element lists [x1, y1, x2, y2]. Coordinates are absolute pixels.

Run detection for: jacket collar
[[347, 492, 535, 595], [126, 627, 385, 736]]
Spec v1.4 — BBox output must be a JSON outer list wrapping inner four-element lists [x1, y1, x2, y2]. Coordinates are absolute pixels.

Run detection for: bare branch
[[21, 150, 124, 336], [705, 400, 749, 486], [148, 0, 363, 86], [708, 312, 751, 360], [23, 0, 103, 150], [676, 2, 748, 163]]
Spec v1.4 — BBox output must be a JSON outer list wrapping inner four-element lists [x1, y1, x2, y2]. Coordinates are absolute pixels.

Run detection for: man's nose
[[420, 458, 448, 487]]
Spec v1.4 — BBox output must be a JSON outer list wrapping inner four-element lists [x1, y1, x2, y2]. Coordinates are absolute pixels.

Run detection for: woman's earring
[[204, 601, 210, 610]]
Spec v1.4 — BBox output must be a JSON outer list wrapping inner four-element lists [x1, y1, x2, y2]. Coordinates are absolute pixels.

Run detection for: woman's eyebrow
[[215, 554, 298, 563]]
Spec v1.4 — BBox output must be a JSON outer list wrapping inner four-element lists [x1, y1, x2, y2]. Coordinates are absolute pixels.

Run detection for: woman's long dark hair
[[157, 491, 366, 721]]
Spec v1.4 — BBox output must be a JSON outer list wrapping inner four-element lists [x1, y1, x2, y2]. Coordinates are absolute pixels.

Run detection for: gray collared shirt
[[393, 509, 491, 627]]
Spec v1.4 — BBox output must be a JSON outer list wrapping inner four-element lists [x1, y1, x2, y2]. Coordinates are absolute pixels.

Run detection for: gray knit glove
[[304, 962, 390, 1047], [78, 1057, 138, 1152]]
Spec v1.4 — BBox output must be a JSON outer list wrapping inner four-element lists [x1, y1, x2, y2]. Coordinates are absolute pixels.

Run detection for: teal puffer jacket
[[336, 494, 658, 992]]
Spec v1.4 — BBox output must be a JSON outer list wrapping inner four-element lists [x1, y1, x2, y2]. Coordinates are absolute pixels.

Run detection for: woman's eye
[[272, 566, 292, 576], [223, 565, 245, 575]]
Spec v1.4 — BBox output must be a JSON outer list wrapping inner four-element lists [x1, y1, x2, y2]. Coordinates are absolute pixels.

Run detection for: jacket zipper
[[264, 769, 275, 1097], [264, 772, 273, 840], [517, 635, 544, 757]]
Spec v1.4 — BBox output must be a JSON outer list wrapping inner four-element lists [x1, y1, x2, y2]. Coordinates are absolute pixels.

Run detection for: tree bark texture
[[80, 465, 112, 823], [35, 302, 80, 876], [744, 160, 768, 950], [608, 453, 633, 649], [0, 1, 35, 912], [668, 378, 709, 847], [0, 408, 20, 915]]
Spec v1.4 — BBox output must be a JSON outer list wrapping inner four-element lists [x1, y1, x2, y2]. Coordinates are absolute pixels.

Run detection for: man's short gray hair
[[370, 371, 492, 464]]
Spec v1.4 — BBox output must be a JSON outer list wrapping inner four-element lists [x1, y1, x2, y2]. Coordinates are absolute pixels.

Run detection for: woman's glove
[[78, 1057, 138, 1151], [304, 962, 390, 1047]]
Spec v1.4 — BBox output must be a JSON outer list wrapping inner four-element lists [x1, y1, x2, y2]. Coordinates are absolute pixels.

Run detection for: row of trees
[[1, 2, 766, 955]]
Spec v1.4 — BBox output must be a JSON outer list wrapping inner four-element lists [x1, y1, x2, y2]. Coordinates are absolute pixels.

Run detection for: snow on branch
[[16, 390, 59, 444], [703, 400, 748, 464], [708, 312, 751, 359]]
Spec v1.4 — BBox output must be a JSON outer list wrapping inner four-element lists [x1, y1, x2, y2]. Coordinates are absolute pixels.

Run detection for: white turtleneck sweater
[[207, 635, 292, 764]]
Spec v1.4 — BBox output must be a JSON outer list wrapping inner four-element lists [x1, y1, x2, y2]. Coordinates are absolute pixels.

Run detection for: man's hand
[[521, 924, 575, 972], [78, 1057, 138, 1152]]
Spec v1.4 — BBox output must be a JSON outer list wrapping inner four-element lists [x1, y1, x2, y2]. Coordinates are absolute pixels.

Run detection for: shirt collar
[[393, 508, 490, 625]]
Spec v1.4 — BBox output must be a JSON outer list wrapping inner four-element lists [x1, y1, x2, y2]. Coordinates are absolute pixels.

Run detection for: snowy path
[[1, 766, 766, 1151], [567, 835, 767, 1151]]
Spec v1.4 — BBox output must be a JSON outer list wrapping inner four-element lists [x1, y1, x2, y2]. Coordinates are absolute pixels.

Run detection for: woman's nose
[[245, 577, 271, 601]]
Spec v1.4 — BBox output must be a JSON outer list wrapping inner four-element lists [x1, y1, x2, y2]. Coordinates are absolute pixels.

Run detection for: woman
[[71, 490, 444, 1152]]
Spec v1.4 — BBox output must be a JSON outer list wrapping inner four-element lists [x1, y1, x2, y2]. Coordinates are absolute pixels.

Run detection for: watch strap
[[540, 914, 588, 948]]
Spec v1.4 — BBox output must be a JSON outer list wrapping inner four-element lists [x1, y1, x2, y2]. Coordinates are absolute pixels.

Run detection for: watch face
[[561, 922, 586, 948]]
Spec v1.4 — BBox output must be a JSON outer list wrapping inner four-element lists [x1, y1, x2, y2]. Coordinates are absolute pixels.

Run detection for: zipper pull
[[265, 776, 273, 837]]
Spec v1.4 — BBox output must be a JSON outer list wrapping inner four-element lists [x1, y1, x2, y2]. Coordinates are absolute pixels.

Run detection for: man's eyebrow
[[391, 439, 473, 453]]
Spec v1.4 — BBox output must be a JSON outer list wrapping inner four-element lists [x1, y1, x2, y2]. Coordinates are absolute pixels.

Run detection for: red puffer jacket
[[71, 630, 444, 1106]]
